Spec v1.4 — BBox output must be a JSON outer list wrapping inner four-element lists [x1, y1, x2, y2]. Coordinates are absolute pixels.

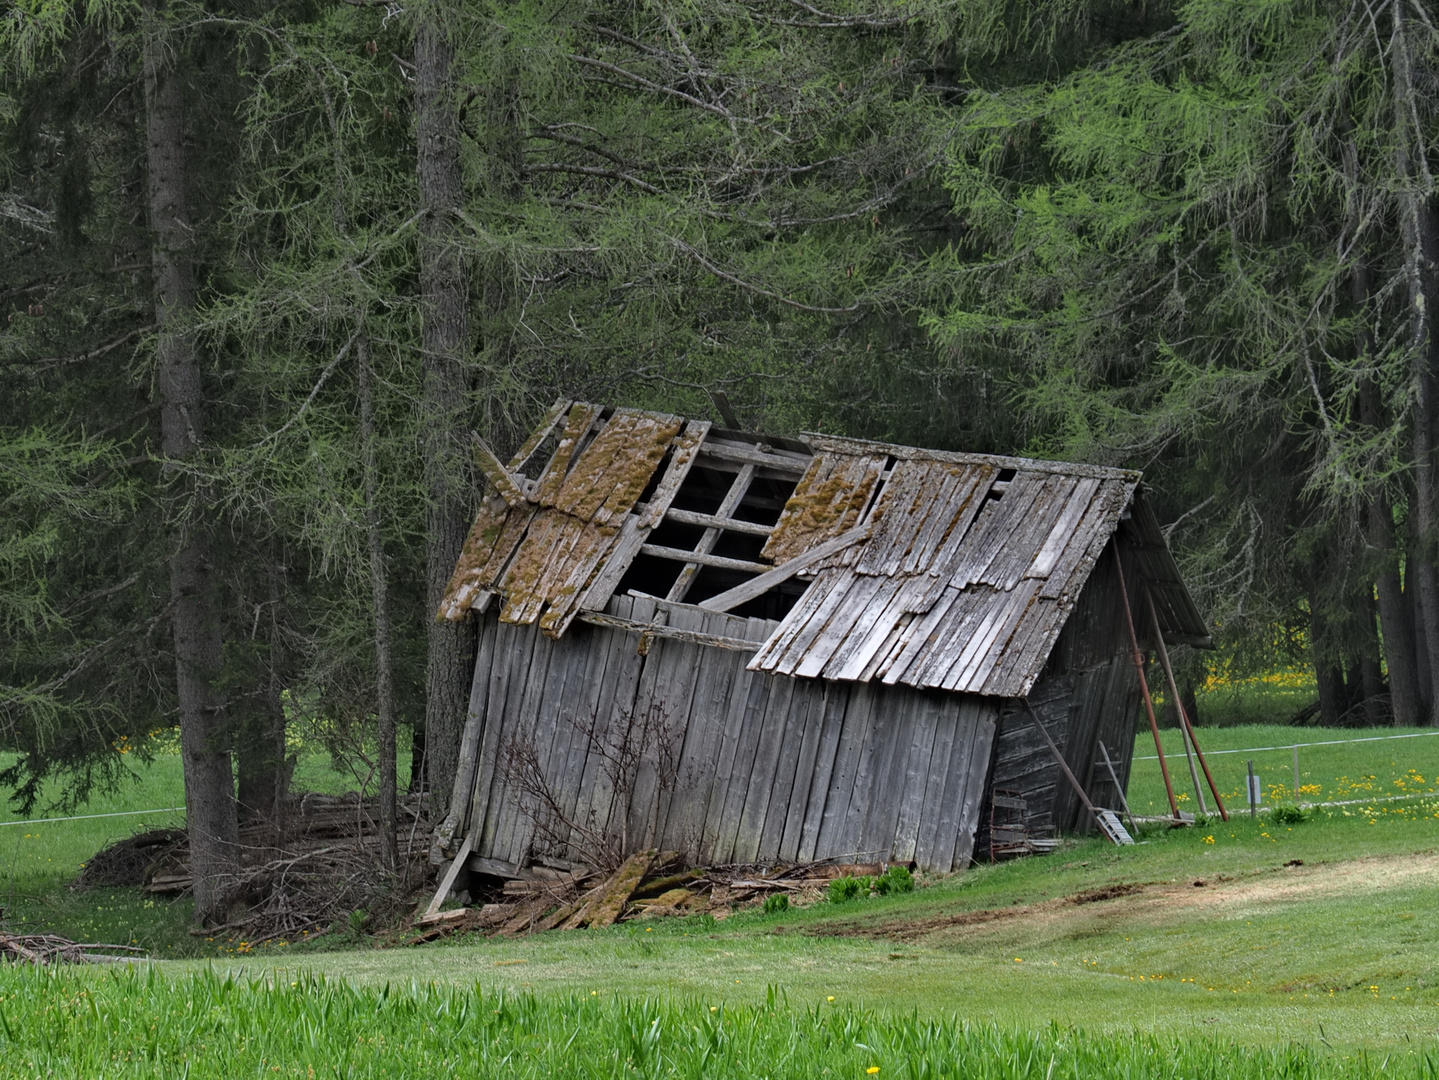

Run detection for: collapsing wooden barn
[[429, 401, 1210, 878]]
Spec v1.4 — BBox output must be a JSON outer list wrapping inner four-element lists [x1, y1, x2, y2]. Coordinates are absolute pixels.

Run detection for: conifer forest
[[3, 0, 1438, 934]]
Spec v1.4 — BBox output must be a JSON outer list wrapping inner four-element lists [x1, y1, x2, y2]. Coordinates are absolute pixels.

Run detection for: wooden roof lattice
[[438, 401, 1210, 699]]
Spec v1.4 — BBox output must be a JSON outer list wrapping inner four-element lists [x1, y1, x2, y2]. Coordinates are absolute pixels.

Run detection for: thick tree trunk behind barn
[[142, 2, 238, 923], [414, 6, 476, 814]]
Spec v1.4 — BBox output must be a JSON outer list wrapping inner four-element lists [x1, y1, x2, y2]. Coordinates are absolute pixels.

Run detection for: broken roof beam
[[508, 398, 573, 472], [662, 507, 774, 537], [471, 433, 531, 508], [665, 463, 757, 604], [697, 441, 811, 475], [698, 521, 872, 613], [641, 543, 771, 576]]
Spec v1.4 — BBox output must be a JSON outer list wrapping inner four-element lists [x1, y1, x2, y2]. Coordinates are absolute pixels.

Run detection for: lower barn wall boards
[[460, 595, 999, 873]]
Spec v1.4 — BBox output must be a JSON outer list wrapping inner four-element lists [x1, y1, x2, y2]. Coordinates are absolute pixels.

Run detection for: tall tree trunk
[[142, 1, 237, 924], [1391, 0, 1439, 724], [415, 6, 476, 817], [235, 558, 291, 843], [358, 332, 399, 870], [1408, 552, 1432, 713], [1308, 582, 1347, 726]]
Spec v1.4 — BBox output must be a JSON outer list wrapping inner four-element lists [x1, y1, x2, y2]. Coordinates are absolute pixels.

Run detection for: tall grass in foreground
[[0, 967, 1430, 1079]]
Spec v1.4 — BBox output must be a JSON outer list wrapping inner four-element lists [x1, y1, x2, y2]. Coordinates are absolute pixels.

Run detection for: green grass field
[[1126, 724, 1439, 818], [2, 726, 1437, 1075], [0, 966, 1429, 1079]]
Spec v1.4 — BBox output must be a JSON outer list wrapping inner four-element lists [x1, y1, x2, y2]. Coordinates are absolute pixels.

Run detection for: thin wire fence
[[1134, 729, 1439, 761], [0, 807, 185, 829]]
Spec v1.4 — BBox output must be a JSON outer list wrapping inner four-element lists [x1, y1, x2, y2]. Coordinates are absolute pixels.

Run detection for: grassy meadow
[[0, 966, 1430, 1080], [1, 714, 1437, 1075]]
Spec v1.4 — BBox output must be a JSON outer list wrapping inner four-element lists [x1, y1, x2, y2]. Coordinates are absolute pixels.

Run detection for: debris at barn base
[[408, 856, 926, 943]]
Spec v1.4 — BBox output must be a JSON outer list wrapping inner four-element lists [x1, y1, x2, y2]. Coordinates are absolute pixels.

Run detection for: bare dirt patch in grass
[[810, 850, 1439, 944]]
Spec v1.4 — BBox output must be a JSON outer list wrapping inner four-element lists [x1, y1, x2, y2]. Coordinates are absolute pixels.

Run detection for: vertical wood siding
[[462, 595, 998, 872]]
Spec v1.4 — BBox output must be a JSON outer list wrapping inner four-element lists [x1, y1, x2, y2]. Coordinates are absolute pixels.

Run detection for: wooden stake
[[1142, 588, 1229, 822], [1112, 543, 1181, 819], [1097, 739, 1139, 837], [1144, 588, 1206, 815]]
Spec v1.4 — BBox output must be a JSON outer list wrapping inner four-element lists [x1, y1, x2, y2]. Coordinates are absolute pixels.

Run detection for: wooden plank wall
[[461, 595, 999, 872], [975, 543, 1147, 855]]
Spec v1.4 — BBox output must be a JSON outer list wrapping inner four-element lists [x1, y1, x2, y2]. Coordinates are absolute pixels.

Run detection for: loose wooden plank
[[698, 521, 873, 614], [562, 850, 654, 930], [471, 433, 530, 508], [534, 403, 604, 507], [422, 832, 475, 921]]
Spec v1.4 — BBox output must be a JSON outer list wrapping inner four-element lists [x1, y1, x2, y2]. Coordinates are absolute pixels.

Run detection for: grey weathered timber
[[437, 403, 1210, 881], [698, 523, 873, 613], [451, 602, 1019, 873]]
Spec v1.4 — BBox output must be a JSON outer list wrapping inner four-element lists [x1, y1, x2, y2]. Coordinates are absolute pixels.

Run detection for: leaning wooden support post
[[1019, 699, 1115, 842], [1097, 740, 1139, 837], [1143, 587, 1229, 821], [1112, 542, 1181, 820], [1145, 587, 1207, 815]]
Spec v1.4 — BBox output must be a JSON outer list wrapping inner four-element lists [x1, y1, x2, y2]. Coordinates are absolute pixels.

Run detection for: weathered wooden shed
[[429, 402, 1209, 878]]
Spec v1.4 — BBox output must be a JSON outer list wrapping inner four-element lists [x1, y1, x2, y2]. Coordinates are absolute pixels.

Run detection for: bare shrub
[[501, 700, 683, 870]]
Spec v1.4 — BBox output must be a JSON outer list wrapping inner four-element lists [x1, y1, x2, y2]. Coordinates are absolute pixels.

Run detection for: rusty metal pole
[[1144, 588, 1229, 822], [1112, 542, 1181, 820]]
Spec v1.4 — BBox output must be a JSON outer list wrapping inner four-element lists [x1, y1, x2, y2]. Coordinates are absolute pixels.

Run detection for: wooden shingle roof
[[438, 402, 1209, 699]]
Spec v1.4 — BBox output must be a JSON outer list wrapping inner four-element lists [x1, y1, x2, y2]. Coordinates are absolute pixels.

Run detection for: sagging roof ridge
[[802, 433, 1142, 483]]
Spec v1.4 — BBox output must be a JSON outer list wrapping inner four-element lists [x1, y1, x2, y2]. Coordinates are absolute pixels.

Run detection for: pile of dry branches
[[76, 791, 432, 941], [0, 934, 146, 965]]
